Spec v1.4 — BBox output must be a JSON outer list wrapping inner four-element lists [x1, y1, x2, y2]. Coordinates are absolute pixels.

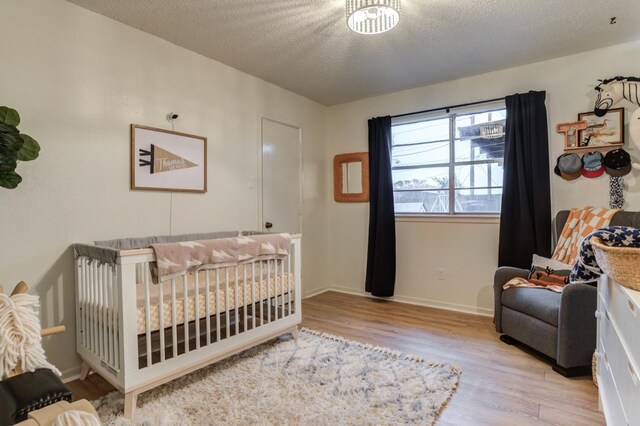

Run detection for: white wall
[[0, 0, 329, 379], [325, 40, 640, 315]]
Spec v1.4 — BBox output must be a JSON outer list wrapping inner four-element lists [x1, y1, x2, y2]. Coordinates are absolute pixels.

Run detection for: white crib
[[74, 234, 301, 419]]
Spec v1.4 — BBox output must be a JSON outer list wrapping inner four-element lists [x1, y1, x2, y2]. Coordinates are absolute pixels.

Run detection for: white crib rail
[[75, 235, 301, 395], [75, 257, 120, 375]]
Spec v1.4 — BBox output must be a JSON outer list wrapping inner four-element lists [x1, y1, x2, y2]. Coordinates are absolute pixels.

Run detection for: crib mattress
[[136, 272, 294, 334]]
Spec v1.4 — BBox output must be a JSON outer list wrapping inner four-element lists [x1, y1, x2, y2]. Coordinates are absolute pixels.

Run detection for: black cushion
[[502, 287, 561, 327], [0, 384, 17, 426], [0, 369, 72, 423]]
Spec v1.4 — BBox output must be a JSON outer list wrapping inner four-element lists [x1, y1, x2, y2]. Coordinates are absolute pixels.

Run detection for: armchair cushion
[[502, 288, 561, 327], [493, 266, 530, 333]]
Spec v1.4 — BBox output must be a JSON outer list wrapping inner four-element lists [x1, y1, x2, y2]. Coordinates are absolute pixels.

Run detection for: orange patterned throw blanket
[[150, 234, 291, 283], [551, 207, 619, 266], [503, 207, 619, 293]]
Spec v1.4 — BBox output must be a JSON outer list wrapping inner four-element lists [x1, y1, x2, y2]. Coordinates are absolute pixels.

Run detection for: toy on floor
[[0, 282, 101, 425], [0, 282, 62, 379]]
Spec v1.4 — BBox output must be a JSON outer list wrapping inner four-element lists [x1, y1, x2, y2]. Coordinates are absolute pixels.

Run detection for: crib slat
[[251, 263, 256, 330], [215, 269, 221, 342], [234, 267, 239, 336], [225, 268, 230, 339], [103, 265, 110, 361], [275, 259, 284, 318], [92, 262, 98, 354], [274, 259, 278, 321], [87, 261, 92, 353], [158, 274, 165, 363], [80, 258, 86, 348], [113, 265, 120, 371], [205, 271, 211, 346], [243, 265, 247, 333], [108, 265, 114, 367], [97, 262, 102, 358], [171, 278, 178, 359], [144, 262, 152, 368], [195, 271, 200, 350], [259, 261, 264, 325], [97, 263, 102, 356], [102, 265, 108, 363], [99, 265, 105, 361], [183, 274, 189, 354], [279, 258, 284, 319], [267, 260, 271, 323], [288, 252, 292, 315], [104, 264, 110, 366]]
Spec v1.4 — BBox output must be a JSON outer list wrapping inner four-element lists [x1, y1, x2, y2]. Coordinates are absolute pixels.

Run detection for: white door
[[260, 118, 301, 234]]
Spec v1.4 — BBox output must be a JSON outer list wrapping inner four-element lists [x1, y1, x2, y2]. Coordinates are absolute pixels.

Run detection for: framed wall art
[[577, 107, 624, 149], [131, 124, 207, 193]]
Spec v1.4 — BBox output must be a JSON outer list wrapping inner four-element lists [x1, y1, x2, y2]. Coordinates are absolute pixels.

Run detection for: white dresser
[[597, 275, 640, 426]]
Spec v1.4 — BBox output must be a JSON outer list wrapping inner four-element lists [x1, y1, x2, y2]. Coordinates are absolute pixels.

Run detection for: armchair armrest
[[556, 283, 597, 368], [493, 266, 530, 332]]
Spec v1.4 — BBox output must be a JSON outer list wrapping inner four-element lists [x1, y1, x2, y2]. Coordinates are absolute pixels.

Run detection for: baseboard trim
[[326, 286, 494, 317], [303, 287, 331, 299], [61, 365, 82, 383]]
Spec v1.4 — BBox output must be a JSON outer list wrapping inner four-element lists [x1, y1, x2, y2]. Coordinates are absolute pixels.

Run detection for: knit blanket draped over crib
[[150, 233, 291, 283]]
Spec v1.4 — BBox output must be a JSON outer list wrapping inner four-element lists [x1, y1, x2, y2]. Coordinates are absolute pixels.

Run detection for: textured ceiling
[[66, 0, 640, 105]]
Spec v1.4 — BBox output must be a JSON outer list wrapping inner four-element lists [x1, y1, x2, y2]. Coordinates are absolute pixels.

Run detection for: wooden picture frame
[[576, 108, 624, 150], [131, 124, 207, 193], [333, 152, 369, 202]]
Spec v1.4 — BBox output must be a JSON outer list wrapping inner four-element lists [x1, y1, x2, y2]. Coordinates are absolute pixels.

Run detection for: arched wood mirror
[[333, 152, 369, 202]]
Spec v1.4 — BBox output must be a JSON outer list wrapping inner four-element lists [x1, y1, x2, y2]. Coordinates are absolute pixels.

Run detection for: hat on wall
[[581, 151, 605, 178], [553, 157, 562, 177], [557, 153, 582, 180], [604, 148, 632, 177]]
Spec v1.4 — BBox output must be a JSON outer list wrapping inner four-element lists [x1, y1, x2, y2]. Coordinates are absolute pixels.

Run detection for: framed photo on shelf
[[577, 108, 624, 149], [131, 124, 207, 193]]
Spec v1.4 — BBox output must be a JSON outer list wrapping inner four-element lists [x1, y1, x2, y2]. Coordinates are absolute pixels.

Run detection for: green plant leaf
[[0, 106, 20, 126], [0, 132, 23, 153], [0, 121, 19, 134], [0, 171, 22, 189], [0, 151, 18, 171], [17, 134, 40, 161]]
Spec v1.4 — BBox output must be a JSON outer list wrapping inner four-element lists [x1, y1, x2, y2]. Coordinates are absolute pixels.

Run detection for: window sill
[[395, 214, 500, 224]]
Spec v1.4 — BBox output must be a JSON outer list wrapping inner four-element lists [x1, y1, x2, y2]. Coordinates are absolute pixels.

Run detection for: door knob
[[265, 222, 273, 229]]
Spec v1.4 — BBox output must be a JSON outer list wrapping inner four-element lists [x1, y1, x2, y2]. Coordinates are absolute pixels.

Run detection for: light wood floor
[[68, 291, 604, 425]]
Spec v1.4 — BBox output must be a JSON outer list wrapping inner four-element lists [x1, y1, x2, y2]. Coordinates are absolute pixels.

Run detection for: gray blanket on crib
[[95, 231, 241, 250]]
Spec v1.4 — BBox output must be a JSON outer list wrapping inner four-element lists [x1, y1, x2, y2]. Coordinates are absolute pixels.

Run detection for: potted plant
[[0, 106, 40, 189]]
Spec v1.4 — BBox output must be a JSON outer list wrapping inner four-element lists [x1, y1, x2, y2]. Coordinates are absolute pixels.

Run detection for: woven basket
[[591, 237, 640, 291]]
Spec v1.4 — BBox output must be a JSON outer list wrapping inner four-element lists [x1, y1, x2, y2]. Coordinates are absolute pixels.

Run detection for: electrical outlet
[[437, 268, 445, 280]]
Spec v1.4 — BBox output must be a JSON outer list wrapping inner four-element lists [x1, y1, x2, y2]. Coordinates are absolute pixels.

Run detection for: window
[[391, 103, 506, 215]]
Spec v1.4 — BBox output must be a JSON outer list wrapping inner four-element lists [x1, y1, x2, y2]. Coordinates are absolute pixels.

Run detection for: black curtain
[[365, 116, 396, 297], [498, 91, 551, 268]]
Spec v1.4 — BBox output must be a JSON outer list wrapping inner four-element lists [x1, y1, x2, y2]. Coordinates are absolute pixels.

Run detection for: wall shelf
[[563, 144, 623, 153]]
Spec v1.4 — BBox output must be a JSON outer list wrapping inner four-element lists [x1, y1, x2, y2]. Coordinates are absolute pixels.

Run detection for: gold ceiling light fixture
[[346, 0, 401, 35]]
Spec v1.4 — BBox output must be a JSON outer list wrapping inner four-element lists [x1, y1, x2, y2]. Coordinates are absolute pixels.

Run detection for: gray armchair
[[494, 210, 640, 376]]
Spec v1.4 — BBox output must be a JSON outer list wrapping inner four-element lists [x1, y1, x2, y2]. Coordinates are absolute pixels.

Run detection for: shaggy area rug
[[95, 329, 461, 425]]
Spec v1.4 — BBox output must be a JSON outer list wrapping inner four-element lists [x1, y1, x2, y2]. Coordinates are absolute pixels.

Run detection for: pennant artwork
[[138, 144, 198, 174], [131, 124, 207, 193]]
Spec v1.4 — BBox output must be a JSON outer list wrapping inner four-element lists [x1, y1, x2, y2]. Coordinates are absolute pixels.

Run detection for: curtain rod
[[390, 96, 506, 119]]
